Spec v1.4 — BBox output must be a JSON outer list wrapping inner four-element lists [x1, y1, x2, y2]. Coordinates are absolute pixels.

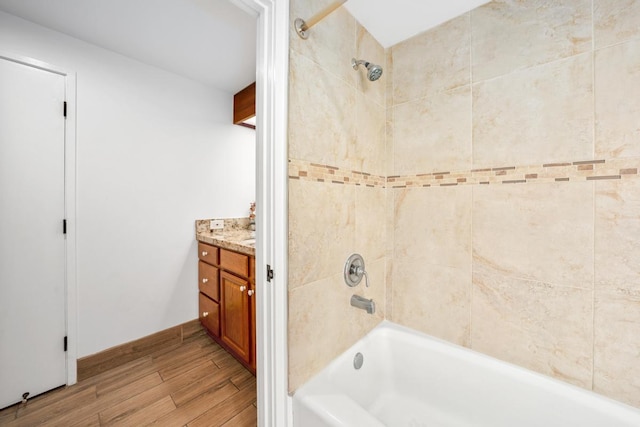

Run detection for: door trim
[[0, 51, 78, 386], [226, 1, 291, 425]]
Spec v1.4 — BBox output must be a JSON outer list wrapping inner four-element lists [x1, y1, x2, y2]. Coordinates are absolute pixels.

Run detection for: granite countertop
[[196, 230, 255, 256], [195, 218, 255, 256]]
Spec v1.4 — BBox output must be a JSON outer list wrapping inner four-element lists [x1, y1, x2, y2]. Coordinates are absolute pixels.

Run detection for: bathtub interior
[[293, 321, 640, 427]]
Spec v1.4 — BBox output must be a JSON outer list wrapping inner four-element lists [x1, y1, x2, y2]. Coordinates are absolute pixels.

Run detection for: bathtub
[[292, 321, 640, 426]]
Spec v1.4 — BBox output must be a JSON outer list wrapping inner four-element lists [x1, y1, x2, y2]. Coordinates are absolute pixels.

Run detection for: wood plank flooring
[[0, 326, 256, 426]]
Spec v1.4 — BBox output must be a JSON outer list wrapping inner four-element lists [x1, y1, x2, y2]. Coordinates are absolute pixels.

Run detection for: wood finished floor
[[0, 326, 257, 427]]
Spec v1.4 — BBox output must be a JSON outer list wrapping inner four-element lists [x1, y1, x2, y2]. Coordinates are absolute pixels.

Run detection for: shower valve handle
[[350, 265, 369, 287]]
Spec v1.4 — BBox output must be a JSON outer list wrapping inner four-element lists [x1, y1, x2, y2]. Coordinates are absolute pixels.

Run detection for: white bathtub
[[293, 321, 640, 426]]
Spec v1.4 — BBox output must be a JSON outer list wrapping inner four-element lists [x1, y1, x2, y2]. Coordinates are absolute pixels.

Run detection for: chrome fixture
[[350, 294, 375, 314], [352, 58, 383, 81], [344, 253, 369, 287], [353, 352, 364, 370], [295, 0, 347, 39]]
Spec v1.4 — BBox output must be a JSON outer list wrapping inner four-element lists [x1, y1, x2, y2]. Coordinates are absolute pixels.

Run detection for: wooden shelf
[[233, 82, 256, 129]]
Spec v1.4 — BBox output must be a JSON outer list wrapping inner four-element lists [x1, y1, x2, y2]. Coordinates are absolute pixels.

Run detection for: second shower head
[[352, 58, 383, 81]]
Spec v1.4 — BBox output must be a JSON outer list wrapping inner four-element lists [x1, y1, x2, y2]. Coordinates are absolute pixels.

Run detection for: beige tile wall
[[393, 185, 472, 346], [471, 0, 592, 81], [473, 53, 593, 167], [595, 38, 640, 158], [472, 182, 595, 388], [287, 0, 640, 409], [287, 0, 387, 392], [388, 0, 640, 408], [594, 179, 640, 406]]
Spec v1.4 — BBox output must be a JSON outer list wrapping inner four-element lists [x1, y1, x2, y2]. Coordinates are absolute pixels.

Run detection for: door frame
[[227, 0, 291, 425], [0, 51, 78, 386]]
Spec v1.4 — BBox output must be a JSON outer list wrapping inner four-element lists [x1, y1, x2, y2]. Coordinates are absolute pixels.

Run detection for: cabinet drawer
[[220, 248, 249, 278], [198, 261, 219, 301], [198, 242, 218, 265], [199, 292, 220, 337], [249, 257, 255, 280]]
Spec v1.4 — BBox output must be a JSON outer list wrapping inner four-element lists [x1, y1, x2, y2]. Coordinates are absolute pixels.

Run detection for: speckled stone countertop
[[195, 218, 255, 256]]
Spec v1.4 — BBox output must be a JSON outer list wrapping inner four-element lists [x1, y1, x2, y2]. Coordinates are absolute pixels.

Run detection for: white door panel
[[0, 58, 67, 409]]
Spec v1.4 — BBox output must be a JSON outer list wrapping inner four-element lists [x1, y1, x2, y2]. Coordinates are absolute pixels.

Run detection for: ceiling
[[0, 0, 258, 93], [345, 0, 491, 48], [0, 0, 490, 92]]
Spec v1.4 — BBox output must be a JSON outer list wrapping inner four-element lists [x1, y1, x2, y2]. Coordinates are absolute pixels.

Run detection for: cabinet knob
[[202, 278, 208, 283], [240, 285, 246, 292], [201, 251, 208, 256], [202, 311, 209, 317], [248, 290, 254, 296]]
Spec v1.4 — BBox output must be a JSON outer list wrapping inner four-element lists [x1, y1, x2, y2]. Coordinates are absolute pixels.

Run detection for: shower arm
[[352, 59, 369, 69], [294, 0, 348, 39]]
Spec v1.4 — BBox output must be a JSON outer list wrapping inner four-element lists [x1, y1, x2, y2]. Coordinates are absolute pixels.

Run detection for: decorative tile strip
[[288, 159, 386, 187], [386, 158, 640, 188], [288, 157, 640, 189]]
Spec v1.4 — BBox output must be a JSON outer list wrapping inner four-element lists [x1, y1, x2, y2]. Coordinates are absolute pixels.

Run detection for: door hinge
[[266, 265, 274, 282], [63, 219, 67, 234], [63, 101, 67, 118], [64, 336, 68, 352]]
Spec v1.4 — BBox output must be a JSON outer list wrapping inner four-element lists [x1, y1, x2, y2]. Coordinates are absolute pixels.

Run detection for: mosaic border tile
[[288, 157, 640, 189], [288, 159, 386, 187]]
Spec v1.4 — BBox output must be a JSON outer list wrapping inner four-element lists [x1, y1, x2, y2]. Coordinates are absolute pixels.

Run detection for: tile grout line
[[591, 0, 596, 163], [469, 184, 475, 350], [591, 179, 597, 392], [468, 8, 475, 350], [590, 0, 596, 392]]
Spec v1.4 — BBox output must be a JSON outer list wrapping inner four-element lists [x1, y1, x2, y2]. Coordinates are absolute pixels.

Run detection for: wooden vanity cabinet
[[197, 242, 256, 373]]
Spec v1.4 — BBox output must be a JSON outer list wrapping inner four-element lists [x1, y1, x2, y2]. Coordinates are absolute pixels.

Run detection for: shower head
[[352, 58, 383, 81]]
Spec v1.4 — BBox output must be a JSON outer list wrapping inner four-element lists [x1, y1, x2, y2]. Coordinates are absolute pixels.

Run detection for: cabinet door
[[220, 271, 251, 363]]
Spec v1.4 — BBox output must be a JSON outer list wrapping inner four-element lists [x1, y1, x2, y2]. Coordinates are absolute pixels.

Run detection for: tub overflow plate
[[353, 352, 364, 370]]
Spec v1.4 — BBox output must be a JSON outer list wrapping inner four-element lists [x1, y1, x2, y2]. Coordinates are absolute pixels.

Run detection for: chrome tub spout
[[351, 294, 375, 314]]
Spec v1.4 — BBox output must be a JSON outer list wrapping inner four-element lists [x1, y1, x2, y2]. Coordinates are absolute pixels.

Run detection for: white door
[[0, 57, 67, 409]]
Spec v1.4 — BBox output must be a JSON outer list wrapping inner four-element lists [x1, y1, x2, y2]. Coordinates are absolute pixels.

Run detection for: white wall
[[0, 11, 256, 357]]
